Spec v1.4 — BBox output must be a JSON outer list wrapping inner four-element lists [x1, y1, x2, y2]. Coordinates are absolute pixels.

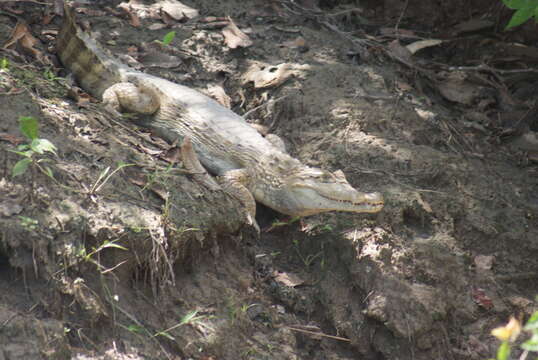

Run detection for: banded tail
[[56, 4, 125, 98]]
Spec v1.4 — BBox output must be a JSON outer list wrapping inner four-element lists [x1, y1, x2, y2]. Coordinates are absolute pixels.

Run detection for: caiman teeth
[[320, 195, 384, 207]]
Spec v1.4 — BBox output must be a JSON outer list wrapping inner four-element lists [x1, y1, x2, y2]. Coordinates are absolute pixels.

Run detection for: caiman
[[56, 5, 384, 228]]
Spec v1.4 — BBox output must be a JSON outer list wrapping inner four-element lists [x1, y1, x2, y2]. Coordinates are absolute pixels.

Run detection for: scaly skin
[[56, 5, 384, 222]]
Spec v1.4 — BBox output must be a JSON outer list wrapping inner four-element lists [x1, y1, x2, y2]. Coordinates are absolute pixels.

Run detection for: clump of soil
[[1, 0, 537, 359]]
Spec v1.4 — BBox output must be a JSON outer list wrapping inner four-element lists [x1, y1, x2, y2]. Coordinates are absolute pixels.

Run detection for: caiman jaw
[[287, 188, 384, 216], [322, 191, 384, 213], [276, 169, 385, 217]]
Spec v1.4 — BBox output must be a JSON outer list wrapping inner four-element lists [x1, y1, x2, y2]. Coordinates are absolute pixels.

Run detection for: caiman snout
[[359, 191, 384, 204], [357, 191, 384, 212]]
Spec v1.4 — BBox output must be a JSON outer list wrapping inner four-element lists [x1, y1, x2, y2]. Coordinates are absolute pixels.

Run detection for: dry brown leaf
[[273, 271, 305, 287], [4, 5, 24, 15], [161, 146, 182, 163], [147, 23, 165, 31], [42, 13, 55, 25], [282, 36, 306, 49], [395, 80, 412, 91], [66, 86, 93, 107], [160, 0, 199, 20], [474, 255, 494, 271], [197, 21, 229, 30], [222, 17, 252, 49], [128, 10, 141, 27], [0, 133, 24, 146], [4, 22, 46, 63], [129, 178, 146, 187], [3, 22, 28, 49], [437, 79, 480, 105], [199, 16, 227, 23], [160, 10, 176, 25], [405, 39, 443, 55], [472, 287, 494, 310], [150, 185, 169, 201], [243, 63, 296, 89], [119, 0, 198, 20], [76, 93, 92, 108], [117, 2, 157, 19], [76, 8, 107, 17], [207, 85, 231, 108], [415, 193, 432, 213]]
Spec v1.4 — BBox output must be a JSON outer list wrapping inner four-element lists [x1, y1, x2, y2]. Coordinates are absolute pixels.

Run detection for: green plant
[[490, 312, 538, 360], [0, 58, 8, 70], [502, 0, 538, 29], [226, 298, 255, 325], [522, 312, 538, 351], [78, 239, 128, 262], [11, 116, 56, 178], [271, 216, 300, 228], [125, 324, 145, 334], [154, 310, 207, 339], [296, 248, 323, 267], [77, 239, 128, 274], [141, 163, 173, 192], [19, 215, 38, 231], [89, 161, 133, 194], [161, 31, 176, 46], [292, 237, 325, 268], [43, 67, 58, 81]]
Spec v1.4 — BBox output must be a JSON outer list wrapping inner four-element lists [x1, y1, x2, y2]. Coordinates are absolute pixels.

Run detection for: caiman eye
[[333, 170, 346, 180], [319, 173, 332, 182]]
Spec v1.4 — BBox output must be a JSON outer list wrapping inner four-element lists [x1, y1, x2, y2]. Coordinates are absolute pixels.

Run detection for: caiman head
[[253, 157, 384, 217]]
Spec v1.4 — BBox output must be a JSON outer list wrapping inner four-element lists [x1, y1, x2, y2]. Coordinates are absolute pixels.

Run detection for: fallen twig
[[285, 325, 351, 342]]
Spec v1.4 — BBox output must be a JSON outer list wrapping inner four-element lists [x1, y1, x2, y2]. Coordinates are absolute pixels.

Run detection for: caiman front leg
[[218, 169, 260, 234], [180, 138, 260, 234], [102, 82, 160, 115]]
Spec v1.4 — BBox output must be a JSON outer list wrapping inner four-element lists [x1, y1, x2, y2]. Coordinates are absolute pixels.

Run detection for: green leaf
[[126, 325, 144, 333], [100, 242, 128, 251], [12, 158, 32, 177], [30, 138, 57, 155], [502, 0, 538, 9], [506, 6, 535, 28], [43, 68, 56, 81], [162, 31, 176, 46], [179, 310, 199, 325], [524, 311, 538, 330], [496, 341, 510, 360], [0, 57, 8, 70], [43, 166, 54, 179], [19, 116, 39, 140], [154, 331, 175, 340], [9, 149, 33, 158], [522, 335, 538, 351]]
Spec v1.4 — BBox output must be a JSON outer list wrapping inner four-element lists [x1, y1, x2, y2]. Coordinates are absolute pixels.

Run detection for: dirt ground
[[1, 0, 538, 359]]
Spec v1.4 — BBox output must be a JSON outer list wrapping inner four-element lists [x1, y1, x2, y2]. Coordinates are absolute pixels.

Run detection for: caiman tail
[[56, 4, 125, 99]]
